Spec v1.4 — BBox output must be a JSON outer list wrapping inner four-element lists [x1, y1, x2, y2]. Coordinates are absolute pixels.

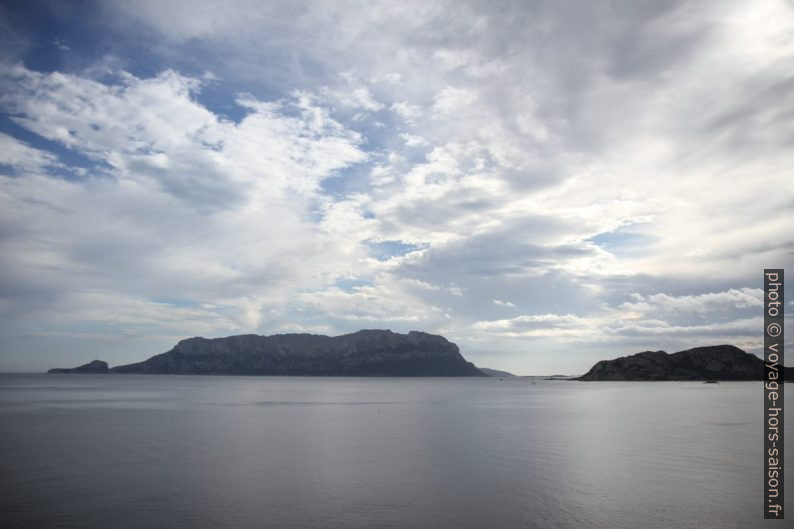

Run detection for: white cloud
[[472, 313, 592, 337], [390, 101, 422, 121], [320, 73, 384, 112], [377, 73, 402, 85], [399, 133, 427, 147], [0, 133, 61, 172], [2, 66, 368, 205], [293, 281, 441, 325], [448, 285, 464, 297], [619, 289, 763, 314], [0, 65, 369, 348], [432, 87, 476, 115], [468, 289, 769, 356]]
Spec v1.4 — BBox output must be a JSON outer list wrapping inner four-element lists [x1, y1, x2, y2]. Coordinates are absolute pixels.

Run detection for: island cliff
[[97, 330, 484, 376], [578, 345, 793, 381]]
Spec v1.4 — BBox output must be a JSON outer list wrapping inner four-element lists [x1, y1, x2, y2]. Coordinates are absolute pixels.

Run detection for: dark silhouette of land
[[49, 330, 485, 377], [577, 345, 792, 381]]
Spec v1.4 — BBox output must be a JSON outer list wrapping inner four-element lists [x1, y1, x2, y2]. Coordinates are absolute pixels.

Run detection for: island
[[49, 330, 486, 377], [577, 344, 793, 381], [48, 359, 110, 374]]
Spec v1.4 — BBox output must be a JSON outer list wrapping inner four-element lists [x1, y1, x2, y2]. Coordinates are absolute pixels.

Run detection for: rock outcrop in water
[[48, 359, 110, 374], [105, 330, 484, 376], [578, 345, 793, 381]]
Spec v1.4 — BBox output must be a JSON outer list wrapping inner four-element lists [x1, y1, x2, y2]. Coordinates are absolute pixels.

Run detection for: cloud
[[1, 0, 793, 374], [473, 313, 587, 335], [390, 101, 422, 121], [468, 288, 769, 359], [0, 65, 369, 352], [619, 289, 763, 314], [293, 279, 444, 327], [0, 133, 62, 173], [320, 72, 384, 112], [399, 133, 427, 147], [432, 87, 476, 115]]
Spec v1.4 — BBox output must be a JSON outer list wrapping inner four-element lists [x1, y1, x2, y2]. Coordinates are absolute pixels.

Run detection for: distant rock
[[110, 330, 486, 377], [48, 359, 110, 374], [578, 345, 794, 381], [478, 367, 516, 377]]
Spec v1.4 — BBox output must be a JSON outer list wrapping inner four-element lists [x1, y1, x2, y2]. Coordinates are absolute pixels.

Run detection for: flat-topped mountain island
[[49, 330, 486, 377]]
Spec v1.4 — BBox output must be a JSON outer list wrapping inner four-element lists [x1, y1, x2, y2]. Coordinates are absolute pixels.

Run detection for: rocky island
[[49, 330, 485, 377], [578, 345, 793, 381], [48, 359, 110, 374]]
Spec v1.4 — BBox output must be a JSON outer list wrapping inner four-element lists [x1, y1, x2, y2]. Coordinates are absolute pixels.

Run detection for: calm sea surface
[[0, 374, 788, 528]]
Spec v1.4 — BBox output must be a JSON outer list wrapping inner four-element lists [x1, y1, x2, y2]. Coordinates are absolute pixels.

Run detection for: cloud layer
[[1, 0, 792, 373]]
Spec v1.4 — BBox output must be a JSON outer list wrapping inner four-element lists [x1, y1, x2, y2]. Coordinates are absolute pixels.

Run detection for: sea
[[0, 374, 788, 528]]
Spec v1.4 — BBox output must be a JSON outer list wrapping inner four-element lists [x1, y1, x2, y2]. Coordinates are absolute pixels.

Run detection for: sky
[[0, 0, 792, 375]]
